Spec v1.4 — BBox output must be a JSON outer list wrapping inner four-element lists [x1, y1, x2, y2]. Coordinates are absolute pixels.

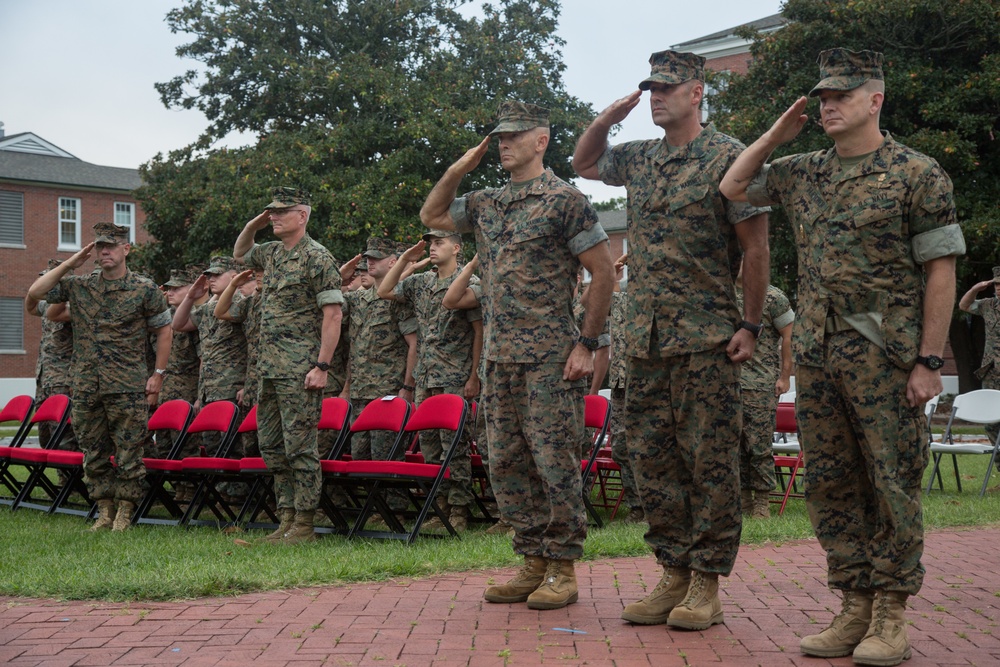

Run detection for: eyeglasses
[[271, 208, 302, 217]]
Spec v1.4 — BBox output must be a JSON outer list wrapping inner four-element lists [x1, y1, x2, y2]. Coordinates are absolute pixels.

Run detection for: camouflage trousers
[[798, 331, 927, 595], [350, 396, 404, 461], [416, 386, 473, 509], [73, 391, 149, 503], [626, 347, 743, 575], [257, 378, 323, 512], [37, 384, 79, 453], [740, 388, 778, 493], [482, 361, 587, 561], [610, 386, 640, 510]]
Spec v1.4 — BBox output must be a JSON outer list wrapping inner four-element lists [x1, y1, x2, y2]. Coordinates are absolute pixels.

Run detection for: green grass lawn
[[1, 449, 998, 602]]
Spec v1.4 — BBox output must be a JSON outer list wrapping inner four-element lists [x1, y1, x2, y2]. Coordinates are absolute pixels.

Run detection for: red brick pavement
[[2, 527, 998, 666]]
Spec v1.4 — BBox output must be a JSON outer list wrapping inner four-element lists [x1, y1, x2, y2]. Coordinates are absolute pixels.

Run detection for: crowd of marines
[[24, 45, 967, 667]]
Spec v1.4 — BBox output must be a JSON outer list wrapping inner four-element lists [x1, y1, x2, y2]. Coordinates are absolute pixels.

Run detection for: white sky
[[1, 0, 782, 203]]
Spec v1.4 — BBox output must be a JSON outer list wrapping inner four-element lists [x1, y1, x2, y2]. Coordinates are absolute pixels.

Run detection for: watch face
[[927, 356, 944, 370]]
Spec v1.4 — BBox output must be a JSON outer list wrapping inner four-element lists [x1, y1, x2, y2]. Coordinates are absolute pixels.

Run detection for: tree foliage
[[133, 0, 592, 275], [710, 0, 1000, 301]]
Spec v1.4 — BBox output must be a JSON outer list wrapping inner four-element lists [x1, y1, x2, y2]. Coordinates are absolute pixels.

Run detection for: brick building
[[0, 127, 148, 405]]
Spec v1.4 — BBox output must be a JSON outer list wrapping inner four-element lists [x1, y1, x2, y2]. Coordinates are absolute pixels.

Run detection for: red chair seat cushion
[[343, 461, 450, 479], [44, 451, 83, 466], [8, 449, 48, 463], [180, 457, 241, 472], [143, 458, 185, 472], [240, 457, 268, 472], [320, 460, 349, 474]]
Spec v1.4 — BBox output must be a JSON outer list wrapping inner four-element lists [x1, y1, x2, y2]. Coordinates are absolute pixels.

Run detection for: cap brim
[[202, 268, 225, 275], [163, 280, 187, 287], [489, 120, 545, 136], [362, 251, 387, 259], [809, 77, 867, 97], [94, 236, 124, 244], [263, 200, 296, 210], [638, 73, 688, 90]]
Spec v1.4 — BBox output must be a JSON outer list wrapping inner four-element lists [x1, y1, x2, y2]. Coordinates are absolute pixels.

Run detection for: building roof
[[598, 209, 626, 233], [0, 132, 140, 191], [674, 13, 787, 48]]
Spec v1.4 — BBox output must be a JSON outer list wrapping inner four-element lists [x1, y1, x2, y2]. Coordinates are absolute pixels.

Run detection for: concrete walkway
[[2, 527, 998, 666]]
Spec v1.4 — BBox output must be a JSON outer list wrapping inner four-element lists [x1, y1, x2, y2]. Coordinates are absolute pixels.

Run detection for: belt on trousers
[[824, 315, 854, 334]]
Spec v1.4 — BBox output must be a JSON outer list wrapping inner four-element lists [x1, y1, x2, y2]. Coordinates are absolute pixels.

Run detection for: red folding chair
[[580, 394, 612, 528], [133, 400, 196, 526], [238, 398, 354, 532], [0, 395, 36, 504], [770, 401, 804, 515], [343, 394, 467, 542], [9, 395, 80, 514], [174, 400, 243, 526], [321, 397, 411, 536]]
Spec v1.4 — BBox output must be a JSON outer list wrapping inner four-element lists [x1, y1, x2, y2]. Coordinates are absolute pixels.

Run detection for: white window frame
[[0, 297, 25, 354], [58, 197, 81, 251], [114, 201, 136, 243], [621, 237, 629, 283]]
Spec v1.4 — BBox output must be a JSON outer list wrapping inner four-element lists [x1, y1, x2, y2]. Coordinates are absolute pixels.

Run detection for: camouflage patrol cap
[[362, 237, 397, 259], [264, 186, 311, 210], [638, 50, 705, 90], [163, 268, 193, 287], [356, 258, 369, 272], [489, 100, 550, 136], [992, 266, 1000, 283], [93, 222, 130, 245], [202, 255, 238, 275], [422, 229, 461, 243], [38, 258, 63, 275], [394, 242, 411, 256], [809, 48, 884, 97]]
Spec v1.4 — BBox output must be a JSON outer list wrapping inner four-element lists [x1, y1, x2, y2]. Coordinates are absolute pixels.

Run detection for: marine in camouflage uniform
[[380, 230, 484, 529], [236, 187, 344, 544], [217, 267, 263, 459], [190, 257, 247, 406], [723, 49, 965, 663], [958, 267, 1000, 445], [31, 260, 79, 455], [152, 266, 203, 461], [422, 100, 615, 610], [343, 237, 419, 461], [574, 49, 770, 629], [607, 289, 642, 521], [736, 282, 794, 518], [28, 222, 173, 531]]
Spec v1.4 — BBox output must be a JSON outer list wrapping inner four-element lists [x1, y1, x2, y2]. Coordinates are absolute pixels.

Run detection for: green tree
[[134, 0, 592, 274], [709, 0, 1000, 390], [592, 196, 626, 212]]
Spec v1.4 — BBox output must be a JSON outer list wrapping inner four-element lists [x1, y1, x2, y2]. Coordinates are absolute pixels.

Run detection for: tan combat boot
[[90, 499, 116, 532], [751, 494, 771, 519], [420, 499, 453, 532], [621, 566, 691, 624], [741, 489, 753, 516], [281, 510, 318, 544], [800, 589, 874, 658], [666, 570, 724, 629], [485, 516, 515, 536], [448, 505, 468, 533], [484, 555, 547, 603], [262, 508, 295, 543], [852, 591, 911, 666], [111, 501, 136, 532], [526, 559, 578, 610]]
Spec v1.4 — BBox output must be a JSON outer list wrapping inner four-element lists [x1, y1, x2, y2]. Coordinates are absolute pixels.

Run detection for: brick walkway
[[2, 527, 998, 666]]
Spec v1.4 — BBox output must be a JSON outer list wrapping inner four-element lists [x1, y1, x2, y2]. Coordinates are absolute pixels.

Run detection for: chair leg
[[980, 449, 999, 497]]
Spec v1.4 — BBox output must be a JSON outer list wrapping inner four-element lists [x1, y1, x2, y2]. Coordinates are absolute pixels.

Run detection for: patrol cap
[[362, 237, 397, 259], [264, 186, 311, 210], [489, 100, 550, 136], [638, 50, 705, 90], [39, 258, 63, 275], [992, 266, 1000, 283], [809, 48, 884, 97], [202, 255, 238, 275], [163, 268, 192, 287], [93, 222, 130, 245], [422, 229, 461, 243], [356, 258, 369, 272]]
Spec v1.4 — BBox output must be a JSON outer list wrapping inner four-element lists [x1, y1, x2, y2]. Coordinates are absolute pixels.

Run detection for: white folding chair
[[925, 390, 1000, 496]]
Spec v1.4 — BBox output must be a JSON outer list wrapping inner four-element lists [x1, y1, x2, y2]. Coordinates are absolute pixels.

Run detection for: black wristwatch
[[313, 361, 331, 372], [916, 355, 944, 371], [578, 335, 601, 351], [738, 320, 764, 339]]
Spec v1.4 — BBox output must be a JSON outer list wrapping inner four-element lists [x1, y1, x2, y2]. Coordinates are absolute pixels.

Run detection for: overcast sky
[[1, 0, 782, 203]]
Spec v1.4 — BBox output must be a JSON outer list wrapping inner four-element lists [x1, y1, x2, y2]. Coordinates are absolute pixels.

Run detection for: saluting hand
[[66, 242, 96, 270], [600, 91, 642, 126], [187, 274, 210, 301], [452, 137, 491, 177], [766, 97, 810, 146], [340, 254, 362, 284], [231, 269, 255, 288]]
